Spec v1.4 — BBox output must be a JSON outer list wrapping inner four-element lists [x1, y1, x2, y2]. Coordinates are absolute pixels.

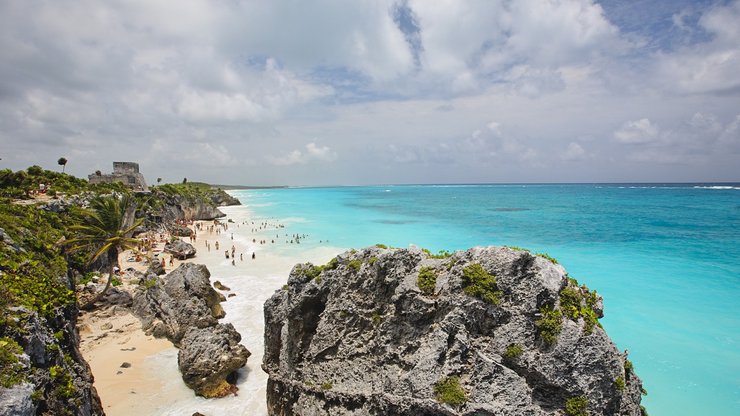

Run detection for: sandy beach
[[78, 205, 341, 415]]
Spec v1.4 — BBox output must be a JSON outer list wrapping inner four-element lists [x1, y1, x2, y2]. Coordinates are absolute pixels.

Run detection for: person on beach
[[252, 252, 255, 260], [160, 257, 166, 269], [169, 256, 174, 266], [225, 251, 229, 259], [240, 253, 243, 261]]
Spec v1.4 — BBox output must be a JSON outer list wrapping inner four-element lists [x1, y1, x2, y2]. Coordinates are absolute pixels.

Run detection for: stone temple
[[88, 162, 149, 192]]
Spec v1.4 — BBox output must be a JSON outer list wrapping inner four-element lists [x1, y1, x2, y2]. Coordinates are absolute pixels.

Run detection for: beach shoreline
[[78, 205, 343, 415]]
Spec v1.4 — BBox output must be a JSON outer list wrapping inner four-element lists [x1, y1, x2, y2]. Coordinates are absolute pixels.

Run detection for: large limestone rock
[[132, 263, 225, 345], [263, 246, 644, 416], [132, 263, 249, 397], [164, 239, 196, 260], [178, 323, 251, 398]]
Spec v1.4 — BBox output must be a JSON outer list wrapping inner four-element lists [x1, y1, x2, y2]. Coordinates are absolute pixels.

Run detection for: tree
[[182, 177, 187, 184], [157, 177, 162, 184], [63, 195, 143, 310], [57, 157, 68, 173]]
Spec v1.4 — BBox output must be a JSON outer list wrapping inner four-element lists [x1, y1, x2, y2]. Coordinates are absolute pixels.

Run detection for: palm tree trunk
[[80, 249, 117, 310]]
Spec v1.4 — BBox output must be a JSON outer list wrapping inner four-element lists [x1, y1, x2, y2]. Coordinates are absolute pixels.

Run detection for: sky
[[1, 0, 739, 186]]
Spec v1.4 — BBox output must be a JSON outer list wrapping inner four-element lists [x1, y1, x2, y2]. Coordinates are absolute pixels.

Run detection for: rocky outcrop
[[178, 323, 251, 398], [149, 187, 240, 223], [0, 307, 103, 416], [263, 246, 644, 416], [132, 263, 224, 344], [164, 240, 196, 260], [132, 263, 249, 397]]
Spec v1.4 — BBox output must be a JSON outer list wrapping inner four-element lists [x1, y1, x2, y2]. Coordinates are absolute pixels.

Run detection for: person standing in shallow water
[[252, 252, 255, 260]]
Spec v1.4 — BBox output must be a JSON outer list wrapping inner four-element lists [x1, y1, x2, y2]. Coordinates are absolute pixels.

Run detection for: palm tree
[[64, 195, 143, 309], [57, 157, 68, 173]]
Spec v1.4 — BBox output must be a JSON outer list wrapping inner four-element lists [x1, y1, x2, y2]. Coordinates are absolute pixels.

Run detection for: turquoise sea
[[231, 184, 740, 416]]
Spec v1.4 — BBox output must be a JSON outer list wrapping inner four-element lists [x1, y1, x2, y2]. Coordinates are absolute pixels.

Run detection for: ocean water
[[229, 183, 740, 416]]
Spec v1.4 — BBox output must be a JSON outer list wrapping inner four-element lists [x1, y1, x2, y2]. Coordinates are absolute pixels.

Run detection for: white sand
[[79, 204, 343, 415]]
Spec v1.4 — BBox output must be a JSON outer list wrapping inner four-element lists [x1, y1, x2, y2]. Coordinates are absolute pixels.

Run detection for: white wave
[[693, 186, 740, 190]]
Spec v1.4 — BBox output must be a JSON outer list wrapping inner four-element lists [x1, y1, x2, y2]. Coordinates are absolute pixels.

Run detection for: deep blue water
[[231, 183, 740, 415]]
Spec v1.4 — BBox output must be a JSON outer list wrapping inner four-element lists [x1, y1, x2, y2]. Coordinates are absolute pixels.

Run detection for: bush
[[434, 376, 467, 406], [537, 252, 559, 264], [111, 276, 122, 287], [461, 263, 502, 305], [347, 259, 362, 271], [0, 337, 25, 388], [565, 396, 589, 416], [375, 243, 388, 249], [535, 306, 562, 346], [559, 282, 602, 335], [615, 376, 625, 392], [503, 343, 523, 362], [320, 382, 332, 390], [417, 266, 437, 295]]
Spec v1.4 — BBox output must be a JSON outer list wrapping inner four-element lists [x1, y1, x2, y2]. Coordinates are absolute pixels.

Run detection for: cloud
[[267, 142, 338, 166], [561, 142, 588, 161], [614, 119, 660, 144]]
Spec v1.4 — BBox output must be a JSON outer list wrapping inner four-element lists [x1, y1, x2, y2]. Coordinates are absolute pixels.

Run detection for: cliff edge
[[263, 246, 644, 416]]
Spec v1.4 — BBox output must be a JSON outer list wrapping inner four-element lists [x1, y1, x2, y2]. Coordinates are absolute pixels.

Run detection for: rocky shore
[[264, 246, 645, 415]]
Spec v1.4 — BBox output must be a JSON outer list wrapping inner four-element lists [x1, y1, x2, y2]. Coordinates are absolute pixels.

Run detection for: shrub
[[565, 396, 589, 416], [371, 313, 382, 326], [434, 376, 467, 406], [535, 306, 562, 346], [375, 243, 388, 249], [537, 252, 559, 264], [503, 343, 523, 362], [422, 248, 452, 259], [347, 259, 362, 271], [0, 337, 25, 388], [417, 266, 437, 295], [111, 276, 122, 287], [558, 282, 602, 335], [320, 382, 333, 390], [368, 256, 378, 265], [615, 376, 625, 392], [461, 263, 502, 305], [624, 359, 633, 373]]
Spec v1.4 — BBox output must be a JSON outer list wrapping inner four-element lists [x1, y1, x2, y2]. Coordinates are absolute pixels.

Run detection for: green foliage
[[375, 243, 388, 249], [640, 405, 649, 416], [434, 376, 467, 406], [0, 166, 90, 198], [535, 306, 562, 346], [421, 248, 453, 259], [537, 252, 559, 264], [417, 266, 437, 295], [49, 365, 75, 398], [565, 396, 589, 416], [301, 257, 340, 283], [320, 382, 333, 390], [368, 256, 378, 265], [506, 246, 530, 252], [461, 263, 502, 305], [371, 312, 382, 326], [111, 276, 122, 286], [503, 343, 523, 362], [0, 201, 75, 315], [615, 376, 625, 392], [558, 281, 602, 335], [347, 259, 362, 271], [624, 359, 634, 373], [0, 337, 26, 388], [281, 284, 289, 290]]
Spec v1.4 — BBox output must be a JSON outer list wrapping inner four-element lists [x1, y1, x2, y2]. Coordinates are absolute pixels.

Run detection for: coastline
[[78, 203, 343, 415]]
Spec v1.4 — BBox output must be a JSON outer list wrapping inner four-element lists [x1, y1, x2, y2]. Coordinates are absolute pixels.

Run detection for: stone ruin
[[88, 162, 149, 192]]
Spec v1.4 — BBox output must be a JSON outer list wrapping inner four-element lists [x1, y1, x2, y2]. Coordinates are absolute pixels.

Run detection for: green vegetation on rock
[[461, 263, 502, 305], [434, 376, 467, 406], [417, 266, 437, 295], [559, 277, 602, 335], [615, 376, 625, 392], [0, 337, 25, 388], [347, 259, 362, 271], [535, 306, 563, 346], [421, 248, 453, 259], [565, 396, 589, 416], [536, 252, 559, 264], [503, 343, 523, 362]]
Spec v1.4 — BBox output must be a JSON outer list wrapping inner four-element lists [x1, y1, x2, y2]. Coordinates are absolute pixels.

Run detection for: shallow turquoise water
[[232, 184, 740, 415]]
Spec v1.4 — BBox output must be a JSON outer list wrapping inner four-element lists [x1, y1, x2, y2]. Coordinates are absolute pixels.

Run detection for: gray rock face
[[132, 263, 249, 397], [164, 239, 197, 260], [171, 224, 193, 237], [0, 383, 35, 416], [178, 323, 251, 398], [263, 246, 644, 416], [132, 263, 225, 345], [0, 307, 103, 416]]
